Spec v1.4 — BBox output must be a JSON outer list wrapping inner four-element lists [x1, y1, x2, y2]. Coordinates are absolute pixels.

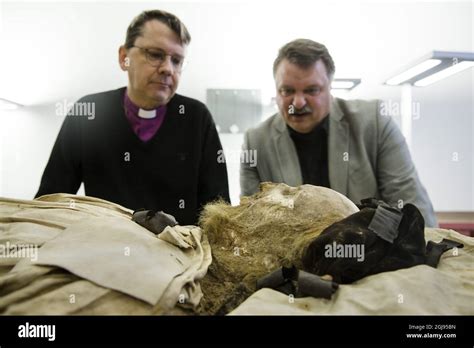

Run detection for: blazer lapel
[[272, 114, 303, 186], [328, 98, 349, 196]]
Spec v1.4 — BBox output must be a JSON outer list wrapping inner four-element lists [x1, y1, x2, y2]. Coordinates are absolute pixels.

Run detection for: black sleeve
[[197, 107, 230, 208], [35, 114, 82, 198]]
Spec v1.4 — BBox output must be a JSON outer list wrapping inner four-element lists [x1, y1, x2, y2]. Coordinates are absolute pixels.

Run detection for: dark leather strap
[[368, 205, 403, 243], [297, 270, 339, 299], [425, 238, 464, 267], [256, 266, 338, 299]]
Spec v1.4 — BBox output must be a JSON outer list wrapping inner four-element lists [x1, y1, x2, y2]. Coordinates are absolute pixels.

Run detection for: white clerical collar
[[138, 108, 157, 119]]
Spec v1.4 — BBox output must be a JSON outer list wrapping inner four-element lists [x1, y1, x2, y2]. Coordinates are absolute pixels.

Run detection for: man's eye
[[171, 56, 183, 66], [305, 87, 321, 95], [148, 51, 165, 60], [280, 88, 294, 96]]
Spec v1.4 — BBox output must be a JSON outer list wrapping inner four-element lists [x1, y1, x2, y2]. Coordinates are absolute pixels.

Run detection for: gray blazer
[[240, 97, 437, 227]]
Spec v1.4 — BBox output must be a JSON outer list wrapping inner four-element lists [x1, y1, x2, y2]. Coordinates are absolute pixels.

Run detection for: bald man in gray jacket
[[240, 39, 436, 227]]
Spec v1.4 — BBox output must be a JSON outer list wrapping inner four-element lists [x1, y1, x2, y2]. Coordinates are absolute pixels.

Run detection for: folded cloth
[[32, 216, 209, 308], [0, 194, 211, 314], [158, 225, 198, 249]]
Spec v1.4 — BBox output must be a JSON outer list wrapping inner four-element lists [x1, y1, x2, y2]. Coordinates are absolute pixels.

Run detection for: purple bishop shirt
[[123, 90, 167, 142]]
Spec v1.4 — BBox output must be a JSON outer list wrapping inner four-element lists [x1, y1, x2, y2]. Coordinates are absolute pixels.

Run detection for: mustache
[[288, 105, 313, 116]]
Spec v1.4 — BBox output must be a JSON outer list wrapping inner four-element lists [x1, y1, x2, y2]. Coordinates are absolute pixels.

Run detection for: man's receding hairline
[[138, 19, 186, 45], [275, 58, 333, 80]]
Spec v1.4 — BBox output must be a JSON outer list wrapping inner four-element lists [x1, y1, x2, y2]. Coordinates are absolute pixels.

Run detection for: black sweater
[[36, 87, 230, 225]]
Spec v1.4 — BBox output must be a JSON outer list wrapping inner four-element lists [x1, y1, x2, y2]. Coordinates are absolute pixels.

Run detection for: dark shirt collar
[[287, 114, 329, 140]]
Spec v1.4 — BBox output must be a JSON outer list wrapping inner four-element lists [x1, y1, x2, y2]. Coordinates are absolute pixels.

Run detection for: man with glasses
[[36, 10, 230, 225], [240, 39, 437, 227]]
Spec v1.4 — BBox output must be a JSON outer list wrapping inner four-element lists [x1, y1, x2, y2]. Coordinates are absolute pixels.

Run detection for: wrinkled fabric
[[33, 216, 191, 305], [0, 194, 211, 314]]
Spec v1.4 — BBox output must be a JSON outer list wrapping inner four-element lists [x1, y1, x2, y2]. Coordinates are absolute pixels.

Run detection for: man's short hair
[[273, 39, 335, 79], [125, 10, 191, 48]]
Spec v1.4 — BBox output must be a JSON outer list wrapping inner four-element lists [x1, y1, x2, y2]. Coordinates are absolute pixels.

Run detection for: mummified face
[[248, 182, 358, 217], [202, 182, 359, 273]]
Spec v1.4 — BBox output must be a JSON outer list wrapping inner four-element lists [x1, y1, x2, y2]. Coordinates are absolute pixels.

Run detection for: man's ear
[[119, 46, 130, 71]]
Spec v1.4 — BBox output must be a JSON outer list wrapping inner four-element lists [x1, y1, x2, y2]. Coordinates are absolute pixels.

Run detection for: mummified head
[[199, 182, 359, 282]]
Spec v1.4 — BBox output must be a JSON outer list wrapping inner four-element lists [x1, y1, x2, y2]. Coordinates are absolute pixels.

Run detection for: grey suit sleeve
[[376, 113, 437, 227], [240, 131, 261, 197]]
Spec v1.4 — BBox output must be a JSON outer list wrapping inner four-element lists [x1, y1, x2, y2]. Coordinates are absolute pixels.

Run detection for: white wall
[[411, 69, 474, 211], [0, 104, 64, 199], [2, 1, 472, 105]]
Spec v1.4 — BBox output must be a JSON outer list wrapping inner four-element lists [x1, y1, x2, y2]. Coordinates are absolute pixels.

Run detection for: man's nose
[[158, 56, 174, 76], [292, 93, 306, 110]]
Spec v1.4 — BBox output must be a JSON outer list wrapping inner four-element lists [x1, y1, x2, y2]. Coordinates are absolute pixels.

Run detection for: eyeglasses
[[132, 46, 186, 72]]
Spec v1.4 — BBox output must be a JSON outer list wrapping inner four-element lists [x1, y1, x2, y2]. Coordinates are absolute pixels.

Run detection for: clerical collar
[[138, 108, 156, 119], [124, 91, 164, 119]]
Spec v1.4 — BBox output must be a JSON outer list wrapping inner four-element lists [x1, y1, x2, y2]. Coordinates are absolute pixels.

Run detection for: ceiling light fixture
[[385, 51, 474, 86], [0, 98, 23, 110]]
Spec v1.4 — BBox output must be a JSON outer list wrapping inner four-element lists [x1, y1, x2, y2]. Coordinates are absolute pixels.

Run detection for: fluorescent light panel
[[414, 61, 474, 86], [386, 59, 441, 85], [0, 98, 23, 110], [385, 51, 474, 87], [332, 78, 361, 90], [332, 81, 354, 89]]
